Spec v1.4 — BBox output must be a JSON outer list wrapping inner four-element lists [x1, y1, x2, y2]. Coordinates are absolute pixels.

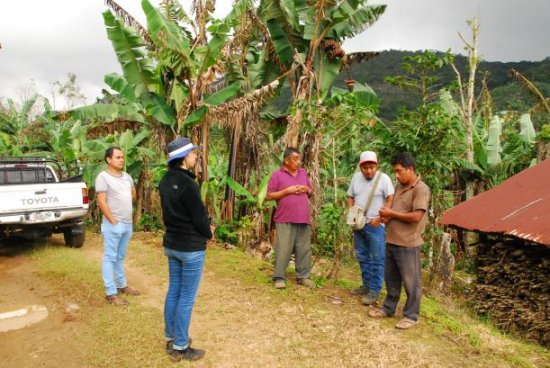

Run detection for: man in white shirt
[[347, 151, 394, 305], [95, 147, 139, 305]]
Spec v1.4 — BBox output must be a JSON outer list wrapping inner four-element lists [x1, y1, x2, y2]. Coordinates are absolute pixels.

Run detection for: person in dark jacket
[[158, 137, 213, 362]]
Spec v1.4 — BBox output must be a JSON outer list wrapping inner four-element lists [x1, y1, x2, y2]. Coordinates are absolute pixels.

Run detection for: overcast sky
[[1, 0, 549, 108]]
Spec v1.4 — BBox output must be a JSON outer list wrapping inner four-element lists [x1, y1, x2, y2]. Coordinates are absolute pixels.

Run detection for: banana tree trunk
[[222, 126, 240, 222], [133, 168, 149, 227], [285, 74, 311, 147], [200, 121, 209, 183], [537, 141, 550, 162]]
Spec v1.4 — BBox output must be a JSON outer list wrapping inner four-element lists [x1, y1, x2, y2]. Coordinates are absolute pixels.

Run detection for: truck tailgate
[[0, 183, 86, 214]]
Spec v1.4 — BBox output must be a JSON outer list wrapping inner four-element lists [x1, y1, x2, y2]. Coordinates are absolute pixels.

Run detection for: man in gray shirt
[[95, 147, 139, 305], [347, 151, 394, 305]]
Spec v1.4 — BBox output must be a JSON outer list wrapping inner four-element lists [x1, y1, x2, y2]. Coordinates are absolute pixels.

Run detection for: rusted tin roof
[[440, 159, 550, 246]]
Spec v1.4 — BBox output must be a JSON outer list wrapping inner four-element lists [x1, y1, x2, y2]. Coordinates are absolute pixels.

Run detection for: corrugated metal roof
[[440, 158, 550, 247]]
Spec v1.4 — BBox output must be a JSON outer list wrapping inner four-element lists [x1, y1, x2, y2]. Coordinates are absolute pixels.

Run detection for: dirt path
[[1, 233, 547, 368], [0, 239, 89, 368]]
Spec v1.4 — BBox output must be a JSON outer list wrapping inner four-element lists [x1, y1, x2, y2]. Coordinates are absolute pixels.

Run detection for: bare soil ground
[[0, 232, 548, 368], [0, 239, 88, 368]]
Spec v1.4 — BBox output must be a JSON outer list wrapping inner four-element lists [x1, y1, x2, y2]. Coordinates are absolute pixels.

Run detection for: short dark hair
[[283, 147, 300, 160], [391, 153, 416, 171], [168, 157, 184, 169], [104, 147, 122, 163]]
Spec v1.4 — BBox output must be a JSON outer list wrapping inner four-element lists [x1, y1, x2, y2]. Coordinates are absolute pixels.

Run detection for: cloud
[[1, 0, 548, 105]]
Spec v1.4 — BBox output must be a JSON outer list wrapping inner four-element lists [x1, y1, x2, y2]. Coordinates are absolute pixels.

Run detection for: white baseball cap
[[359, 151, 378, 165]]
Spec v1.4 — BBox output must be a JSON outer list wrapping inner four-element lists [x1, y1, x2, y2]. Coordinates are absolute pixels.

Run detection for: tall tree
[[450, 17, 480, 201]]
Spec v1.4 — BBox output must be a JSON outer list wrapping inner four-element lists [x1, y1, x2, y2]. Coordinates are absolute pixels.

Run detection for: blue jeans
[[101, 221, 133, 296], [164, 247, 205, 350], [353, 224, 386, 294]]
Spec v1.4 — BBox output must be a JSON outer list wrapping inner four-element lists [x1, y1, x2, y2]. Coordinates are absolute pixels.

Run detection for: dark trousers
[[382, 244, 422, 321]]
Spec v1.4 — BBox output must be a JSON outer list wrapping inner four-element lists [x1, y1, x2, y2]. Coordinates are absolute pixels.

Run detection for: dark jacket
[[158, 167, 212, 251]]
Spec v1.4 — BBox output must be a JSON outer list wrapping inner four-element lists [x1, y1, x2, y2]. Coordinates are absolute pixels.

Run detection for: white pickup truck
[[0, 157, 89, 247]]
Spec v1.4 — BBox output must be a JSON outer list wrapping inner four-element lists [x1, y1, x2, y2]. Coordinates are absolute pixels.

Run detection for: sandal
[[395, 318, 418, 329], [368, 309, 390, 318]]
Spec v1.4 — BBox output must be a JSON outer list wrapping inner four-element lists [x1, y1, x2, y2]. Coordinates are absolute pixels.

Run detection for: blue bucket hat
[[166, 137, 201, 164]]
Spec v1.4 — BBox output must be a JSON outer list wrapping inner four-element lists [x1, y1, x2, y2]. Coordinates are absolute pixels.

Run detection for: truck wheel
[[64, 224, 86, 248]]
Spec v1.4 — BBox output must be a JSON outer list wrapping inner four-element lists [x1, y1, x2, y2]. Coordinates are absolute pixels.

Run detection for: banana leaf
[[194, 32, 227, 72], [256, 173, 271, 209], [224, 176, 255, 202], [104, 73, 137, 102], [457, 158, 485, 174], [141, 94, 176, 126], [205, 82, 242, 106], [70, 120, 86, 154], [260, 0, 302, 33], [247, 48, 283, 89], [266, 19, 294, 68], [103, 11, 155, 99], [225, 0, 255, 21], [472, 114, 488, 170], [18, 94, 39, 129], [331, 81, 380, 109], [300, 6, 317, 41], [184, 106, 208, 128], [66, 104, 148, 125], [118, 130, 136, 161], [141, 0, 192, 66], [329, 3, 386, 39], [315, 52, 341, 98], [169, 80, 189, 113]]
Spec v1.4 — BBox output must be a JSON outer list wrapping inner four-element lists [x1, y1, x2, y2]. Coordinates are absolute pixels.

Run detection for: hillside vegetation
[[335, 50, 550, 123]]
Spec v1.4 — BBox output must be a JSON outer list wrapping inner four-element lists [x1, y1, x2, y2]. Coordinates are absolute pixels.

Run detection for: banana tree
[[257, 0, 386, 146], [460, 112, 538, 190], [101, 0, 272, 169], [82, 0, 284, 224], [0, 95, 48, 155], [223, 173, 274, 246]]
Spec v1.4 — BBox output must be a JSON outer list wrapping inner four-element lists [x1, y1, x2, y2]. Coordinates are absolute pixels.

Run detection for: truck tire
[[64, 224, 86, 248]]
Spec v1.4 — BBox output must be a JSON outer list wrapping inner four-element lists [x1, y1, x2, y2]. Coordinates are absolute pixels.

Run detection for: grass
[[422, 295, 482, 348], [87, 305, 170, 368], [32, 245, 104, 304], [27, 234, 550, 368]]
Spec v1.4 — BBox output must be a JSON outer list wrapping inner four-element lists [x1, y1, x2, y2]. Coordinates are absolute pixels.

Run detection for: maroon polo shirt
[[268, 167, 312, 224]]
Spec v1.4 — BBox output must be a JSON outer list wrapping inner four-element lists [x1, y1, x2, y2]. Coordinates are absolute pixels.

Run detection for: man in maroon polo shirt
[[267, 147, 314, 289]]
